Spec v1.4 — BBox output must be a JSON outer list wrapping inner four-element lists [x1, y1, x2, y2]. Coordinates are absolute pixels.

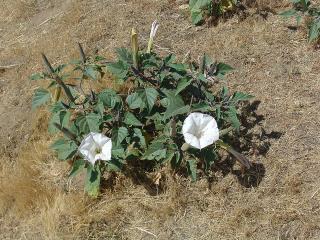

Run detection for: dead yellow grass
[[1, 0, 320, 239]]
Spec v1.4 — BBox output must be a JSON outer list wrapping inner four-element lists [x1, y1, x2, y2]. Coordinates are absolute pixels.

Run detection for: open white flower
[[78, 132, 112, 165], [182, 112, 219, 149]]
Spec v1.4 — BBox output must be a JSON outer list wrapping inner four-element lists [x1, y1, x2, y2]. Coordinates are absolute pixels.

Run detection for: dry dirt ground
[[1, 0, 320, 239]]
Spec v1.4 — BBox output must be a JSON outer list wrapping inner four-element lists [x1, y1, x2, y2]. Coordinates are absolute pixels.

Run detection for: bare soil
[[1, 0, 320, 239]]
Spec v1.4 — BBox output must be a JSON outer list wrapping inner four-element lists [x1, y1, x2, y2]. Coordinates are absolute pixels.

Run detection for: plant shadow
[[101, 101, 282, 193], [212, 100, 282, 188]]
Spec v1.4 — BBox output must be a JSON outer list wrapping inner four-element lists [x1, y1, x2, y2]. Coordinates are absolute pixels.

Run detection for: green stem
[[41, 53, 75, 103]]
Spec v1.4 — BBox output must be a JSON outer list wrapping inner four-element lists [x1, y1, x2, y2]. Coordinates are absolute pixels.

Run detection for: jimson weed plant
[[280, 0, 320, 43], [189, 0, 239, 25], [30, 21, 253, 197]]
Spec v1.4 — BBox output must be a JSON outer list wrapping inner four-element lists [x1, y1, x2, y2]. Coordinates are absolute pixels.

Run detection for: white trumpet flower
[[182, 112, 219, 150], [78, 132, 112, 165], [147, 20, 159, 53]]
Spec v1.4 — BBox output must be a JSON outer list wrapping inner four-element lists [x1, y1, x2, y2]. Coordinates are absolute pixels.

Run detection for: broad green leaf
[[76, 113, 101, 133], [231, 92, 254, 103], [116, 48, 132, 63], [227, 106, 240, 131], [124, 112, 142, 126], [133, 128, 146, 148], [203, 148, 217, 172], [138, 88, 159, 112], [106, 61, 128, 79], [107, 158, 124, 172], [112, 127, 128, 146], [170, 150, 181, 169], [32, 88, 51, 109], [308, 19, 320, 42], [187, 159, 197, 182], [162, 89, 190, 120], [126, 92, 143, 110], [191, 8, 204, 25], [168, 63, 187, 73], [142, 141, 167, 161], [98, 89, 121, 109], [175, 78, 192, 96], [50, 101, 68, 113], [163, 54, 176, 65], [95, 101, 105, 116], [191, 102, 211, 112], [189, 0, 211, 9], [85, 164, 101, 197], [216, 63, 233, 78], [51, 139, 78, 160], [48, 110, 71, 134], [84, 65, 100, 80], [112, 145, 126, 159], [69, 159, 85, 177]]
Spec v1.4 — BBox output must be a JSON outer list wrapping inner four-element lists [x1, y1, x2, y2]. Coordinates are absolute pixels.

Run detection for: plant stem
[[53, 123, 80, 145], [41, 53, 75, 103]]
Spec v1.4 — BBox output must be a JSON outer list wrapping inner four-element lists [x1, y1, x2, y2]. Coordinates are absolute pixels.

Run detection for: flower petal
[[184, 132, 201, 149], [101, 139, 112, 161]]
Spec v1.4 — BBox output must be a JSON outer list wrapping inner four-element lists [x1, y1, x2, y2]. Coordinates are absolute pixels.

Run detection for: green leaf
[[30, 73, 45, 80], [191, 8, 204, 25], [124, 112, 142, 126], [48, 110, 71, 134], [50, 101, 68, 113], [308, 19, 320, 42], [32, 88, 51, 109], [191, 102, 211, 112], [107, 158, 124, 172], [77, 113, 101, 134], [187, 159, 197, 182], [203, 148, 217, 172], [85, 164, 101, 197], [162, 89, 190, 120], [69, 159, 85, 177], [142, 141, 167, 161], [112, 127, 128, 146], [51, 139, 78, 160], [168, 63, 187, 73], [171, 151, 181, 169], [189, 0, 211, 9], [175, 78, 192, 96], [138, 88, 159, 112], [231, 92, 254, 103], [227, 106, 241, 131], [216, 63, 233, 78], [126, 92, 143, 110], [116, 48, 132, 63], [133, 128, 146, 148], [106, 61, 128, 79], [84, 65, 100, 80], [112, 145, 126, 159], [98, 89, 121, 109]]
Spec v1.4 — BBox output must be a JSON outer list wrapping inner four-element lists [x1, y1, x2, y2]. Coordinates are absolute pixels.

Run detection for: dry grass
[[1, 0, 320, 239]]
